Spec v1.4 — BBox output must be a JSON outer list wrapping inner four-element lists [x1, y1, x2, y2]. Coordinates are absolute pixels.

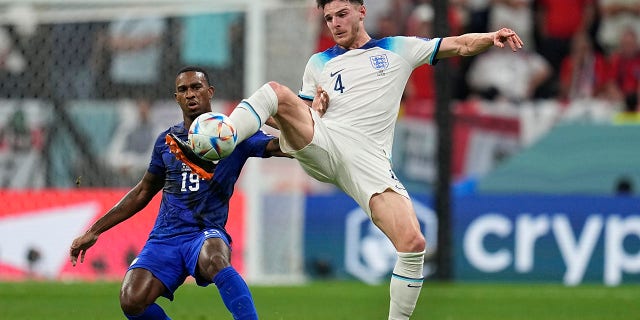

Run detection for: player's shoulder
[[310, 45, 346, 65], [166, 122, 188, 136], [155, 123, 186, 147]]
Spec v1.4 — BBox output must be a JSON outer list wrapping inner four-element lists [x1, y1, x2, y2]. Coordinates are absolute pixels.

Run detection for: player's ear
[[359, 4, 366, 21], [208, 86, 215, 98]]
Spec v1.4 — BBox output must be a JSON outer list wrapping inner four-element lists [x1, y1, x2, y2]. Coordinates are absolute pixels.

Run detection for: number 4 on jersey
[[334, 74, 345, 93]]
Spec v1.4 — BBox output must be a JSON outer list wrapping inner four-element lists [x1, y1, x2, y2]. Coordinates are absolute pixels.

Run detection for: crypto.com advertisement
[[304, 194, 640, 285]]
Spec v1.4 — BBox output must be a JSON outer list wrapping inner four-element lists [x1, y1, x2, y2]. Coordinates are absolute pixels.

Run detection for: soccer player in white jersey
[[168, 0, 523, 319]]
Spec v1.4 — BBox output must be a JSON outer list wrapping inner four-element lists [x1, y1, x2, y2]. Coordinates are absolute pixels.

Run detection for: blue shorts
[[128, 228, 231, 300]]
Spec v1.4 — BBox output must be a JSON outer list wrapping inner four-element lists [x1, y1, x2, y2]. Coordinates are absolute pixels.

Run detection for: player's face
[[323, 1, 365, 49], [174, 71, 215, 121]]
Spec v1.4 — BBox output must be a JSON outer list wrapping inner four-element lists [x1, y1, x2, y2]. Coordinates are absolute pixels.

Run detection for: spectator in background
[[0, 26, 27, 98], [451, 0, 531, 100], [534, 0, 596, 98], [316, 16, 335, 51], [403, 1, 466, 107], [180, 13, 244, 99], [463, 0, 491, 34], [597, 0, 640, 54], [106, 99, 156, 185], [403, 3, 436, 118], [605, 27, 640, 112], [467, 46, 552, 103], [49, 22, 103, 100], [405, 3, 434, 39], [456, 0, 491, 100], [449, 0, 467, 36], [363, 0, 394, 37], [367, 0, 415, 37], [489, 0, 535, 49], [558, 32, 609, 102], [0, 104, 45, 189], [0, 108, 31, 152], [106, 14, 166, 99], [376, 12, 401, 38]]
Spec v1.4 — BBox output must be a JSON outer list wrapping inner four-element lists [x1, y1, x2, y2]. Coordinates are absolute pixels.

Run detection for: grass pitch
[[0, 280, 637, 319]]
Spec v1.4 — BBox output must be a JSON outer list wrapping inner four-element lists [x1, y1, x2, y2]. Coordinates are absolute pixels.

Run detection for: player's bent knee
[[266, 81, 285, 100], [268, 81, 298, 108], [266, 81, 280, 91], [403, 232, 426, 253], [119, 292, 148, 315], [199, 255, 231, 280]]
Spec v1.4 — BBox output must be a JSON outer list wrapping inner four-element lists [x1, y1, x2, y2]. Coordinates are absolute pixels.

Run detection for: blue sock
[[124, 303, 171, 320], [213, 266, 258, 320]]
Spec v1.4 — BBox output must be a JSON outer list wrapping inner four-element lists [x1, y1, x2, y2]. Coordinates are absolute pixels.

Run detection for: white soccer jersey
[[299, 36, 442, 156]]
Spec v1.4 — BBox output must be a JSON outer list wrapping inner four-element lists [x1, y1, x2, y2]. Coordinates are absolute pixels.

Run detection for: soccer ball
[[188, 112, 237, 161]]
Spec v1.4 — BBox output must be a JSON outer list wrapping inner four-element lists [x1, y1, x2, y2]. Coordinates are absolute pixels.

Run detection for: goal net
[[0, 0, 320, 284]]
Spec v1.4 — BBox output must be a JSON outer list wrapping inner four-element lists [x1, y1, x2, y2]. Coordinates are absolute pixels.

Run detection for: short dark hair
[[316, 0, 363, 9], [176, 66, 211, 86]]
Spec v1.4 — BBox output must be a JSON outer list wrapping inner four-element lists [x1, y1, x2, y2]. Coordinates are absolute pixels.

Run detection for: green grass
[[0, 281, 638, 319]]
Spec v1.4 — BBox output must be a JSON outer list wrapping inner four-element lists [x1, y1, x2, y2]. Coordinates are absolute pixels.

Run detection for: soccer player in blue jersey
[[69, 66, 288, 320], [168, 1, 524, 319]]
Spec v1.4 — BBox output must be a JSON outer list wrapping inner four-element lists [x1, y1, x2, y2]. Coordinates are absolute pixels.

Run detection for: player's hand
[[312, 86, 329, 117], [493, 28, 523, 52], [69, 232, 99, 266]]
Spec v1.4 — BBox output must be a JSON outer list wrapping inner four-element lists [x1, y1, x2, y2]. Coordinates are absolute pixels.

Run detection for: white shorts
[[280, 109, 409, 217]]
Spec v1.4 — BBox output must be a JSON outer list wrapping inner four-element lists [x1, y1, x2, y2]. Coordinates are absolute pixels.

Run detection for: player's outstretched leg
[[388, 251, 425, 319], [228, 83, 278, 143], [165, 133, 216, 180]]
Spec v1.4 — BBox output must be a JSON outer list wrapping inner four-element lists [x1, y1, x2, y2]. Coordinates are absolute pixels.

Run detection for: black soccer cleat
[[165, 132, 216, 180]]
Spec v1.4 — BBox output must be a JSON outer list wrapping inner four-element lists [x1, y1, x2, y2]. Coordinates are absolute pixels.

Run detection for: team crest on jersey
[[369, 54, 389, 70]]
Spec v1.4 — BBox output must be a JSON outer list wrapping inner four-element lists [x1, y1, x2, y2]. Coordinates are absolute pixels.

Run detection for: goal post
[[243, 0, 317, 285]]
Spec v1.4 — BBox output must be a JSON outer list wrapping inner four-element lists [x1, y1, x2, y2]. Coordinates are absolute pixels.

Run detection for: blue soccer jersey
[[146, 123, 273, 241]]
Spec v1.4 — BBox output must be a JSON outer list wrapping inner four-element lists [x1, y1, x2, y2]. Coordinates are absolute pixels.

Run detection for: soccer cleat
[[165, 133, 216, 180]]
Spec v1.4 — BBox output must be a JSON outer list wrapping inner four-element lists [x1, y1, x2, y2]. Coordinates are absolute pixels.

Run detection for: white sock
[[229, 83, 278, 142], [388, 251, 425, 320]]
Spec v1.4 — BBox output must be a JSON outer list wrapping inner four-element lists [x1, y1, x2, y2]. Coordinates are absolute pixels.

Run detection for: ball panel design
[[187, 112, 237, 161]]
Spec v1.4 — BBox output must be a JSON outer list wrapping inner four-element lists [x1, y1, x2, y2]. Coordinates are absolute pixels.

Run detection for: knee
[[199, 253, 230, 280], [403, 231, 426, 253], [267, 81, 297, 109], [267, 81, 284, 94], [119, 288, 148, 316]]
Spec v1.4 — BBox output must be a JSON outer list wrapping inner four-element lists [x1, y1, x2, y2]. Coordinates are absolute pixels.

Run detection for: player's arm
[[436, 28, 523, 59], [69, 171, 164, 266], [265, 137, 292, 158], [265, 117, 279, 130]]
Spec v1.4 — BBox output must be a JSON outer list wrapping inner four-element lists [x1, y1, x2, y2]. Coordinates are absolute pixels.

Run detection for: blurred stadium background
[[0, 0, 639, 318]]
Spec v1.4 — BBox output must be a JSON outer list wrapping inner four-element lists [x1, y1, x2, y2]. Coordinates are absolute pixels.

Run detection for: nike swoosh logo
[[330, 69, 345, 77], [407, 284, 422, 288]]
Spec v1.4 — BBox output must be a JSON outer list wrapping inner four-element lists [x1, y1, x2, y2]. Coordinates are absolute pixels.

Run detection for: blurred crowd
[[0, 11, 245, 102], [0, 1, 639, 189], [1, 1, 638, 114], [316, 0, 640, 117]]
